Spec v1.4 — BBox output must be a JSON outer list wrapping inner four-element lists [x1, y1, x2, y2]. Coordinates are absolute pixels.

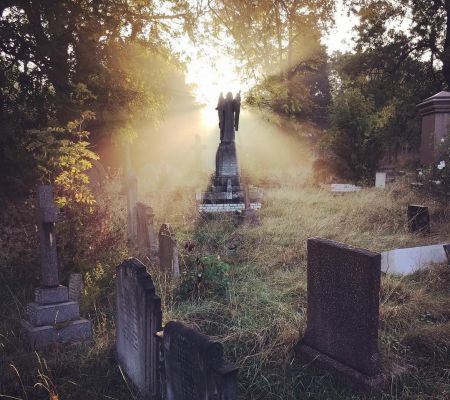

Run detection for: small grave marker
[[375, 172, 386, 188], [158, 224, 180, 277], [330, 184, 362, 193], [164, 321, 238, 400], [136, 202, 157, 255], [407, 205, 430, 233]]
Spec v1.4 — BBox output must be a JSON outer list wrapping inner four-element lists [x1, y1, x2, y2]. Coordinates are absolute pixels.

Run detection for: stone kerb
[[116, 258, 162, 399]]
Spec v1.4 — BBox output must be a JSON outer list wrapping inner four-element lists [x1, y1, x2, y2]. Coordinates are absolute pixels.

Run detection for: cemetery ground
[[1, 177, 450, 399]]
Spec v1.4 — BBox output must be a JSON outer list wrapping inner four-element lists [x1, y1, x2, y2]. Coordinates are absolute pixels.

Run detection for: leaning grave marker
[[163, 321, 238, 400], [116, 258, 162, 399], [158, 223, 180, 277], [295, 238, 393, 391]]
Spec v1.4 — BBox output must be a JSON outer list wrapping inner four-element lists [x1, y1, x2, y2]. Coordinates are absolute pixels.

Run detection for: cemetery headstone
[[136, 202, 158, 255], [126, 173, 138, 241], [407, 205, 430, 233], [21, 185, 91, 348], [163, 321, 238, 400], [296, 238, 384, 390], [417, 91, 450, 165], [116, 258, 162, 399], [158, 223, 180, 277], [68, 273, 84, 302], [375, 172, 386, 188]]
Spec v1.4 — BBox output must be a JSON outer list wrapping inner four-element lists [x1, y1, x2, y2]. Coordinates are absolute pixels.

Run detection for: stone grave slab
[[163, 321, 238, 400], [69, 273, 84, 302], [330, 184, 362, 193], [136, 202, 157, 255], [296, 238, 386, 391], [381, 243, 449, 275], [116, 258, 162, 399]]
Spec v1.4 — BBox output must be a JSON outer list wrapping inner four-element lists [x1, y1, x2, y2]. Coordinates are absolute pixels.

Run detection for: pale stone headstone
[[417, 91, 450, 165], [164, 321, 238, 400], [135, 202, 157, 255], [296, 238, 385, 391], [158, 224, 180, 277], [375, 172, 386, 188], [68, 273, 84, 302], [381, 243, 449, 275], [21, 185, 91, 348], [116, 258, 162, 399]]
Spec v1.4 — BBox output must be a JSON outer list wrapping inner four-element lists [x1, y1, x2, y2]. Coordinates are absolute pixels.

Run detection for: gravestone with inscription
[[158, 223, 180, 277], [21, 185, 91, 348], [164, 321, 238, 400], [295, 238, 386, 391], [116, 258, 162, 399], [136, 202, 158, 255]]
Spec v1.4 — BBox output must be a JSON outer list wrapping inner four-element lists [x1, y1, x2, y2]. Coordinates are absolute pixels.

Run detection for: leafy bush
[[176, 255, 231, 301], [320, 88, 391, 183]]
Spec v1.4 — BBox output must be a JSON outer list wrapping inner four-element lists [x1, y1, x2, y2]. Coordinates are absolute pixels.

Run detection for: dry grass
[[1, 178, 449, 399]]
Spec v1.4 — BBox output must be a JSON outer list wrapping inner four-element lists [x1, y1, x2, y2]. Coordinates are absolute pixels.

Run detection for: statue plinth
[[214, 141, 241, 189]]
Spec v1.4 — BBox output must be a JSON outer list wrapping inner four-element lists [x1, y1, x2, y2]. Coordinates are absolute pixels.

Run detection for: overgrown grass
[[1, 178, 449, 399]]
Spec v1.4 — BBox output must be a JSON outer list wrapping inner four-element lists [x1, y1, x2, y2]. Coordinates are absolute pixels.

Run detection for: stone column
[[417, 91, 450, 165], [36, 186, 59, 287], [126, 174, 138, 242]]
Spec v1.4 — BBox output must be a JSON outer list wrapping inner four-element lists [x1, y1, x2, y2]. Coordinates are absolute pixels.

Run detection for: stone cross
[[36, 185, 59, 288]]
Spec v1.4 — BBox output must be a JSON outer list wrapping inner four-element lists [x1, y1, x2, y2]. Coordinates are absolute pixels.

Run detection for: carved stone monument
[[68, 273, 84, 302], [158, 223, 180, 277], [197, 92, 263, 213], [417, 91, 450, 165], [295, 238, 387, 391], [21, 185, 91, 348], [163, 321, 238, 400], [116, 258, 162, 399]]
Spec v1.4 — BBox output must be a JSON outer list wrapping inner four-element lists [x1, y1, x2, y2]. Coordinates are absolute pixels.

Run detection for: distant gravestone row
[[116, 258, 238, 400]]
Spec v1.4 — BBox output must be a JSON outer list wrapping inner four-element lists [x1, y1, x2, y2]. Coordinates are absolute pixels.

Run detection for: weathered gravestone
[[136, 202, 158, 255], [407, 205, 430, 233], [116, 258, 162, 399], [164, 321, 238, 400], [68, 273, 84, 302], [126, 173, 138, 241], [158, 223, 180, 277], [21, 185, 91, 348], [295, 238, 385, 391], [375, 172, 386, 188], [444, 244, 450, 265]]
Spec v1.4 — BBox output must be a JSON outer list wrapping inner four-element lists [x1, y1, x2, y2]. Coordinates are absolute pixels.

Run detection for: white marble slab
[[381, 243, 449, 275], [330, 184, 362, 192], [375, 172, 386, 188]]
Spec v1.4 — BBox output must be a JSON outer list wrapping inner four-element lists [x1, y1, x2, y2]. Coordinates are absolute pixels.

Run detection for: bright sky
[[175, 1, 358, 108]]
